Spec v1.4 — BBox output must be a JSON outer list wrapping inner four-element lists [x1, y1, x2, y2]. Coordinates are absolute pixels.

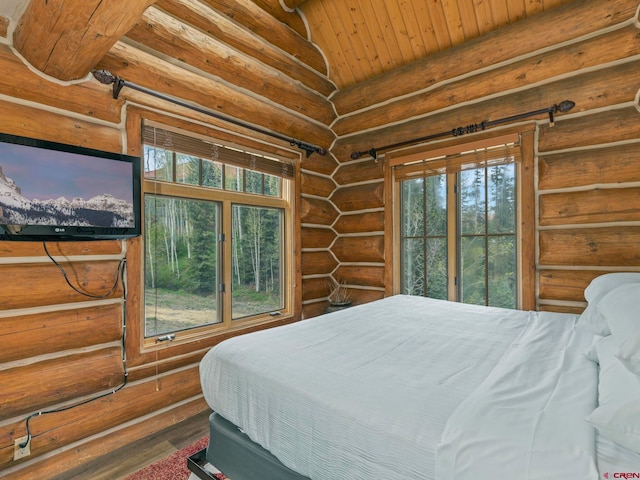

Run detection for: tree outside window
[[398, 149, 518, 308]]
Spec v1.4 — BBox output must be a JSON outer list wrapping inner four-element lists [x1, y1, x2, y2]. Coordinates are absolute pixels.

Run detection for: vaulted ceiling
[[1, 0, 574, 90], [0, 0, 579, 150], [296, 0, 573, 90]]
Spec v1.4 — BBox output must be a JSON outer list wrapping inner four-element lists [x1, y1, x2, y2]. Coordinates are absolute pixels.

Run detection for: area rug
[[124, 436, 227, 480]]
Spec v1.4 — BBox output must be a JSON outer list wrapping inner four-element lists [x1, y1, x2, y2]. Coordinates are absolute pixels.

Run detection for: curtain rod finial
[[92, 70, 115, 85], [557, 100, 575, 113]]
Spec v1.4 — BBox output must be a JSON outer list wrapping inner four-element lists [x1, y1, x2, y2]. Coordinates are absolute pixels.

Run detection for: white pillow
[[578, 303, 610, 336], [582, 335, 602, 364], [584, 273, 640, 303], [597, 283, 640, 375], [577, 273, 640, 335], [586, 335, 640, 453], [619, 337, 640, 376]]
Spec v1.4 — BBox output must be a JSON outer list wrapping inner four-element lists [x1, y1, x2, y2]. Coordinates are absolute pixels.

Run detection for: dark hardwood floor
[[52, 408, 212, 480]]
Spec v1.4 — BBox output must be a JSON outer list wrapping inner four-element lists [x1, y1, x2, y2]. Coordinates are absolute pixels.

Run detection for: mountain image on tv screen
[[0, 143, 135, 228]]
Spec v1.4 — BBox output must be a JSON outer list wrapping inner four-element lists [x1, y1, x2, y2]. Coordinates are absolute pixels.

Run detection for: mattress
[[200, 295, 598, 480]]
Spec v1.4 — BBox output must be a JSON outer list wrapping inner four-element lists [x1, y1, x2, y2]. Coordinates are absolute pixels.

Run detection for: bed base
[[187, 447, 215, 480], [190, 412, 311, 480]]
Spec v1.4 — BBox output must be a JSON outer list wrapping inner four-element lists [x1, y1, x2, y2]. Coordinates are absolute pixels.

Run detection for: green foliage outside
[[143, 147, 284, 336], [401, 164, 517, 308], [231, 204, 282, 319]]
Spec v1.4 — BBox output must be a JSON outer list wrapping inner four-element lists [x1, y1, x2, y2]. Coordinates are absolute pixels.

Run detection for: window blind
[[393, 141, 521, 181], [143, 124, 295, 178]]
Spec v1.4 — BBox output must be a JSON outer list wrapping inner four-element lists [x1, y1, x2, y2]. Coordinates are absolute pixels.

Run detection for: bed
[[196, 274, 640, 480]]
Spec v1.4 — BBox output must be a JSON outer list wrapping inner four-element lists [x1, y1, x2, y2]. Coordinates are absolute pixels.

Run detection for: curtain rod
[[350, 100, 575, 160], [92, 70, 327, 158]]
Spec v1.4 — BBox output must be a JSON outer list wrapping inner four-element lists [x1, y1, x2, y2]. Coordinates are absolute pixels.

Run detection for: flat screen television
[[0, 133, 141, 241]]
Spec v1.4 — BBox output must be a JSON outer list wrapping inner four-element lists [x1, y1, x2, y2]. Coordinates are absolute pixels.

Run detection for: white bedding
[[200, 295, 598, 480]]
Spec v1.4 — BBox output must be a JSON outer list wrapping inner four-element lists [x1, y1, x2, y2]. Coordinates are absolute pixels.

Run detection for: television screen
[[0, 133, 141, 241]]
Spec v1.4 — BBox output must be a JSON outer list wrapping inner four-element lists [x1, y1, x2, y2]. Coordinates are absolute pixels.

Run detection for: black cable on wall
[[18, 242, 129, 450]]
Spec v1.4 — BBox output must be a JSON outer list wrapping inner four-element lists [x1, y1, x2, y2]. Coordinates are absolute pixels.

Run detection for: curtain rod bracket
[[351, 100, 575, 160], [113, 78, 125, 100], [291, 140, 326, 158], [369, 148, 378, 160], [92, 70, 123, 99], [91, 70, 327, 158], [350, 148, 377, 161]]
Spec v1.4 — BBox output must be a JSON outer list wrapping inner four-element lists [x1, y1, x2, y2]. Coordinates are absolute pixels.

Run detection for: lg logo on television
[[604, 473, 640, 479]]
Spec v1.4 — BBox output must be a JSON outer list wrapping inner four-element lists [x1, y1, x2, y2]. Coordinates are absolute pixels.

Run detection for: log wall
[[0, 7, 315, 476], [1, 0, 640, 477], [323, 0, 640, 313], [299, 151, 340, 318]]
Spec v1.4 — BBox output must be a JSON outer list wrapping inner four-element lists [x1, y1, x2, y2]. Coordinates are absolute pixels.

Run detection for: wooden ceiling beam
[[201, 0, 327, 75], [155, 0, 334, 96], [12, 0, 156, 81], [126, 7, 334, 126], [96, 41, 335, 150]]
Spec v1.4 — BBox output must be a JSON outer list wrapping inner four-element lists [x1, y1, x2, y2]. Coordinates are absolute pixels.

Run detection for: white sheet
[[200, 295, 598, 480], [436, 302, 599, 479], [596, 434, 640, 474]]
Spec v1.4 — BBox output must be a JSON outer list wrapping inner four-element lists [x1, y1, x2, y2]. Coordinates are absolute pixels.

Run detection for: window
[[459, 163, 517, 307], [142, 124, 295, 340], [390, 131, 534, 309], [401, 175, 448, 300], [145, 195, 221, 336]]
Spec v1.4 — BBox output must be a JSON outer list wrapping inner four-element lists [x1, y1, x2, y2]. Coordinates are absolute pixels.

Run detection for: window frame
[[385, 126, 535, 310], [123, 109, 302, 362]]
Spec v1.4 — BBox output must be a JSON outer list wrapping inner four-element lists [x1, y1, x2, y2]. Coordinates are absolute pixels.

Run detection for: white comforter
[[200, 295, 598, 480]]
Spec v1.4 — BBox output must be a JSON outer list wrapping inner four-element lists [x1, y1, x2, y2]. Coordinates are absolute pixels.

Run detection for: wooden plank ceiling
[[296, 0, 574, 90]]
